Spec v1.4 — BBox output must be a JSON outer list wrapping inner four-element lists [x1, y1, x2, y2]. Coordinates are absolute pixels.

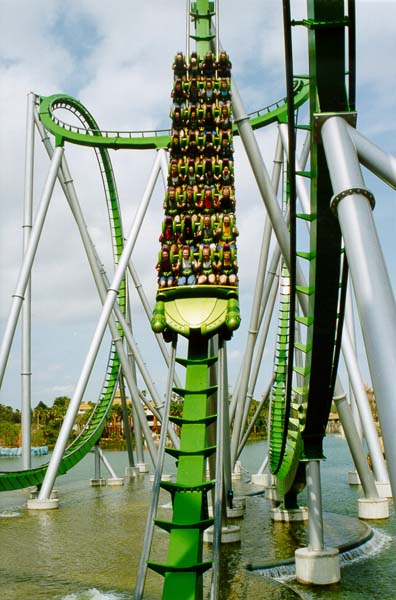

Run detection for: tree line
[[0, 394, 268, 449]]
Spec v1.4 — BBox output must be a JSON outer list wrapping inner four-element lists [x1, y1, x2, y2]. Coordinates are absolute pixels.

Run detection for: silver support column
[[94, 445, 101, 480], [295, 462, 340, 584], [333, 384, 378, 499], [345, 280, 363, 442], [134, 337, 177, 600], [221, 341, 232, 501], [119, 373, 135, 467], [229, 133, 283, 466], [34, 120, 164, 467], [342, 326, 389, 483], [321, 115, 396, 502], [185, 0, 190, 59], [214, 0, 219, 59], [232, 83, 309, 319], [21, 92, 36, 469], [346, 124, 396, 188], [128, 261, 182, 389], [306, 461, 324, 551], [0, 146, 64, 385], [37, 150, 160, 502], [211, 337, 226, 600]]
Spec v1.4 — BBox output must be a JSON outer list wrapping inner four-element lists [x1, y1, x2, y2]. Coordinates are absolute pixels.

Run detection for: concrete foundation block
[[208, 497, 246, 519], [251, 473, 269, 486], [348, 470, 361, 485], [27, 497, 59, 510], [358, 497, 389, 519], [295, 546, 340, 585], [231, 461, 243, 481], [90, 478, 107, 487], [125, 466, 140, 478], [265, 486, 282, 503], [107, 477, 124, 486], [375, 481, 392, 498], [29, 488, 58, 500], [203, 524, 241, 544], [271, 506, 308, 522], [136, 462, 149, 473], [150, 473, 173, 483], [228, 497, 246, 518]]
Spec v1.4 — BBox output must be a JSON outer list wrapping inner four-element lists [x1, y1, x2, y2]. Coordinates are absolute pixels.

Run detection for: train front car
[[151, 49, 240, 339]]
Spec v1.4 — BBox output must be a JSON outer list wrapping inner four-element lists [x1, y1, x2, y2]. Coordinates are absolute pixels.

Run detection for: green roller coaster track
[[38, 79, 309, 150], [268, 0, 353, 501], [0, 11, 308, 497], [1, 1, 356, 598], [0, 100, 126, 492]]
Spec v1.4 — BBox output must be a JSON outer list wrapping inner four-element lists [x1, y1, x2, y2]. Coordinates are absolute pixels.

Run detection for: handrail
[[38, 78, 309, 149]]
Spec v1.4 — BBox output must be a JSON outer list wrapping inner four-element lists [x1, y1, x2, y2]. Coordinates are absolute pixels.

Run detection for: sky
[[0, 0, 396, 410]]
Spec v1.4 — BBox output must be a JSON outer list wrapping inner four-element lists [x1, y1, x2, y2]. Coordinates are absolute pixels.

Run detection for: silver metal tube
[[107, 291, 179, 449], [333, 383, 378, 498], [0, 146, 64, 386], [230, 219, 271, 466], [159, 147, 169, 188], [238, 381, 271, 457], [119, 373, 135, 467], [94, 445, 101, 479], [345, 279, 363, 441], [35, 122, 159, 468], [207, 337, 218, 485], [322, 116, 396, 500], [134, 337, 177, 600], [299, 131, 311, 171], [232, 83, 309, 319], [97, 446, 118, 479], [34, 119, 160, 469], [342, 328, 389, 483], [132, 403, 145, 466], [306, 460, 324, 551], [248, 272, 278, 397], [21, 92, 36, 469], [346, 123, 396, 189], [128, 262, 182, 389], [279, 123, 310, 214], [228, 246, 280, 426], [186, 0, 190, 59], [215, 0, 219, 60], [38, 150, 160, 500], [232, 86, 290, 257], [232, 87, 304, 295], [211, 337, 225, 600], [257, 454, 269, 476], [60, 158, 162, 460], [221, 341, 232, 499], [230, 134, 282, 464]]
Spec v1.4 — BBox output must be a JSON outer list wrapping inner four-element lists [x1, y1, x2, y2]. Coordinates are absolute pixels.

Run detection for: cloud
[[1, 0, 395, 410]]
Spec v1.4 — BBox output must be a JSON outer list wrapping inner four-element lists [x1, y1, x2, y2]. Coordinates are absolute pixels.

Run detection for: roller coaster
[[1, 1, 396, 599]]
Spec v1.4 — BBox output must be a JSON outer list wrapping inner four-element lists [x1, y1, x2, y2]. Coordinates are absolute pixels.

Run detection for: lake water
[[0, 436, 394, 600]]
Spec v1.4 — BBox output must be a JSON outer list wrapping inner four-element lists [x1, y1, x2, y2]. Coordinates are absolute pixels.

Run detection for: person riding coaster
[[214, 244, 238, 286], [156, 246, 178, 288], [196, 245, 216, 285], [176, 245, 198, 286]]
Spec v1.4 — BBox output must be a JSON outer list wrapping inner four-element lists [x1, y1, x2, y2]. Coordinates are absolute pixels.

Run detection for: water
[[0, 436, 394, 600]]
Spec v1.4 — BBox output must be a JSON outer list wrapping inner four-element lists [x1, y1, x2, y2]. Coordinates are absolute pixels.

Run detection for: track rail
[[268, 0, 354, 498], [38, 79, 308, 150], [0, 100, 126, 492]]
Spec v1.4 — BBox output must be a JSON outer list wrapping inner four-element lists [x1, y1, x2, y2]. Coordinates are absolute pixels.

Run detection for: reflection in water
[[0, 438, 394, 600], [62, 589, 130, 600]]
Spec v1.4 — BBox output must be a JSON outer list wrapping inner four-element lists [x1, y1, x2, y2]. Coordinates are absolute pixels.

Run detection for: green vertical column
[[192, 0, 214, 58], [160, 334, 215, 600]]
